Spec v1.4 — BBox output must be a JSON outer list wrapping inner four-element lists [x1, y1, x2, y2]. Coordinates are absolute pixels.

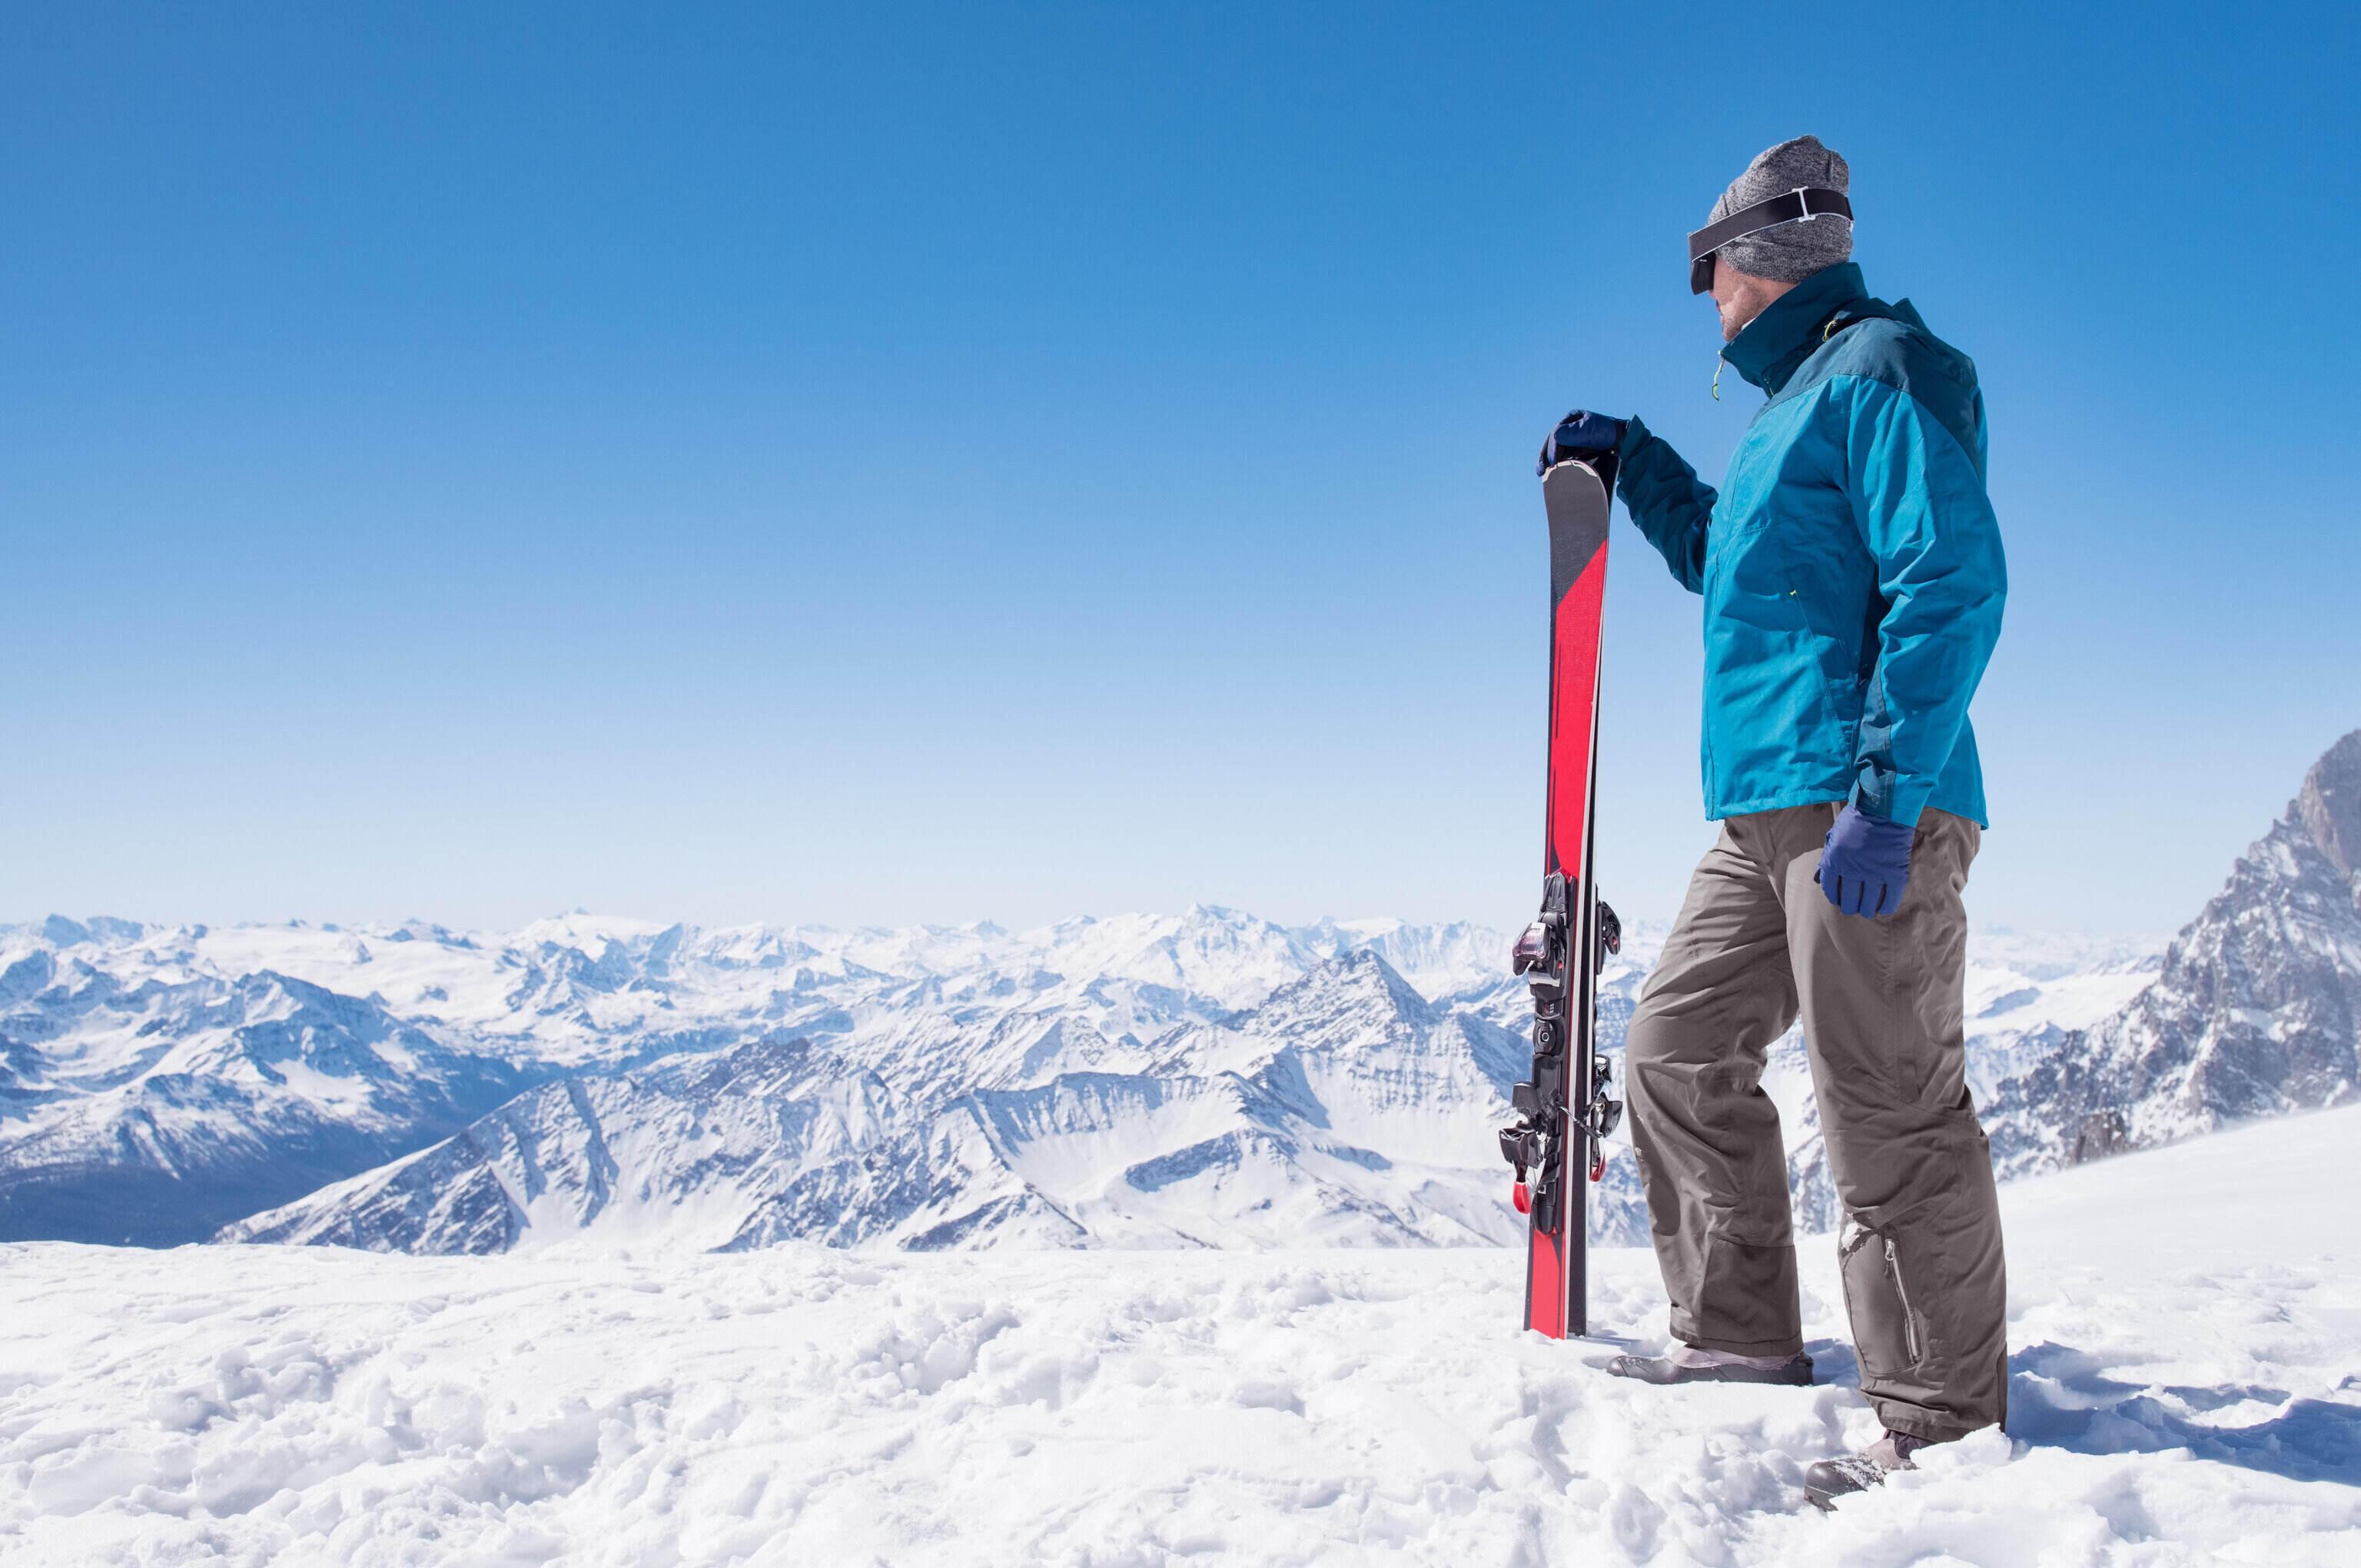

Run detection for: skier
[[1546, 136, 2008, 1508]]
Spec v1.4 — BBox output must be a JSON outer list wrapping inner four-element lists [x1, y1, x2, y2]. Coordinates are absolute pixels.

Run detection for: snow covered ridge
[[5, 1107, 2358, 1561]]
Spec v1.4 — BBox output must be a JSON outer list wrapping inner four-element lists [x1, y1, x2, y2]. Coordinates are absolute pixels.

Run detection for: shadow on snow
[[2007, 1340, 2361, 1487]]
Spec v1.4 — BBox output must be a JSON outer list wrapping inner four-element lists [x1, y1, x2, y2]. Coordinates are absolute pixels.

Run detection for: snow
[[6, 1108, 2358, 1563]]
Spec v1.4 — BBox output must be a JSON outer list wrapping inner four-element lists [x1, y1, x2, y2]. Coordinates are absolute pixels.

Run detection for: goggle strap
[[1686, 187, 1853, 264]]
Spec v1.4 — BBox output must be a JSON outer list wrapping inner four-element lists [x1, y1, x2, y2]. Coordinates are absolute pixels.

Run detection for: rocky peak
[[1242, 949, 1435, 1041], [2296, 729, 2361, 879], [1988, 728, 2361, 1171]]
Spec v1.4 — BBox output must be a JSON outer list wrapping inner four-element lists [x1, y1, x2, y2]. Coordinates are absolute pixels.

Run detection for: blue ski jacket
[[1616, 263, 2005, 827]]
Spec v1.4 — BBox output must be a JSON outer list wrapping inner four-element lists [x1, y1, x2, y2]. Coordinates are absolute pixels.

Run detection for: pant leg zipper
[[1885, 1237, 1922, 1366]]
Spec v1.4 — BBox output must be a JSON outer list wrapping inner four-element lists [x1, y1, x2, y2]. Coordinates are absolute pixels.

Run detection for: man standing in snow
[[1546, 136, 2008, 1508]]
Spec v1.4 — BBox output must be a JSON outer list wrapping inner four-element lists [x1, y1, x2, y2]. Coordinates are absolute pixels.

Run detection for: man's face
[[1708, 256, 1795, 343]]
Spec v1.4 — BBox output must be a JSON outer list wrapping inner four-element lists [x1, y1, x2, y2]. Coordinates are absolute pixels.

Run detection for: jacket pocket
[[1838, 1217, 1926, 1383]]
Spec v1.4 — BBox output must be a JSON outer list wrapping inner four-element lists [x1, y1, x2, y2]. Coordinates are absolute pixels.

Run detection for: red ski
[[1499, 435, 1622, 1338]]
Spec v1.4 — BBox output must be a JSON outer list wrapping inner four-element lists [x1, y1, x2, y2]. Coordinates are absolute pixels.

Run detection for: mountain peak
[[1991, 728, 2361, 1171], [1243, 947, 1434, 1037], [2297, 728, 2361, 878], [38, 915, 91, 947]]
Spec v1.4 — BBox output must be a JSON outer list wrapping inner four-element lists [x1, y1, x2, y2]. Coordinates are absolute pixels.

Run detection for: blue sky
[[5, 3, 2356, 934]]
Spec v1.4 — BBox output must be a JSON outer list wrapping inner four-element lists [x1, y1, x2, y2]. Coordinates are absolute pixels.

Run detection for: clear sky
[[6, 4, 2357, 935]]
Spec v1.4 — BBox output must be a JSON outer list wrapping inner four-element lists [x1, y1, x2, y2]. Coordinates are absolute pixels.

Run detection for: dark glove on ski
[[1815, 805, 1914, 919], [1538, 410, 1628, 475]]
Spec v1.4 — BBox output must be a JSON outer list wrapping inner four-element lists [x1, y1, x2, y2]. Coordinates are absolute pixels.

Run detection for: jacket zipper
[[1884, 1238, 1922, 1366]]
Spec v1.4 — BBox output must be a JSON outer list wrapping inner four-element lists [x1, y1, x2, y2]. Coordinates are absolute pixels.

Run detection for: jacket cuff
[[1616, 414, 1651, 460], [1846, 785, 1924, 827]]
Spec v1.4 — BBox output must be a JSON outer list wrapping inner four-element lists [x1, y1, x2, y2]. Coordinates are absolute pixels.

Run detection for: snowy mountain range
[[5, 730, 2356, 1256], [0, 906, 2143, 1254]]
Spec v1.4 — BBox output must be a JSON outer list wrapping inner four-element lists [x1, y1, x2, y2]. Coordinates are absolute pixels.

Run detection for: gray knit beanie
[[1708, 135, 1852, 284]]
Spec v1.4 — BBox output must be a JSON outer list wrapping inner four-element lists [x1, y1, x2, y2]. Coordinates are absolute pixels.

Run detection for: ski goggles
[[1687, 186, 1852, 294]]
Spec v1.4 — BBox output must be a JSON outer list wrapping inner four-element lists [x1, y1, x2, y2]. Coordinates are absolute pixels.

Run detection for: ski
[[1499, 434, 1623, 1338]]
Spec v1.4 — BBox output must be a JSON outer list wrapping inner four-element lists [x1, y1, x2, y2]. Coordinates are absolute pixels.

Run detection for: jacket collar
[[1719, 261, 1870, 395]]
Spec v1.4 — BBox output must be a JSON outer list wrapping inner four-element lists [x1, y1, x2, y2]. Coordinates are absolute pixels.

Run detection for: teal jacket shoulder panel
[[1785, 307, 1986, 480]]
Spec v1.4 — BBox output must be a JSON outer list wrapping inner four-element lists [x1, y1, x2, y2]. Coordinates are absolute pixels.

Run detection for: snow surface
[[5, 1105, 2357, 1564]]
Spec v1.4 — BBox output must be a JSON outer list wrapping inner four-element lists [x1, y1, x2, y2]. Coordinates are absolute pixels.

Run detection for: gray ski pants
[[1623, 802, 2007, 1440]]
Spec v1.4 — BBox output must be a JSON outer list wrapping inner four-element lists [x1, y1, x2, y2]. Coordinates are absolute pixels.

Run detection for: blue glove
[[1815, 805, 1914, 918], [1538, 410, 1628, 476]]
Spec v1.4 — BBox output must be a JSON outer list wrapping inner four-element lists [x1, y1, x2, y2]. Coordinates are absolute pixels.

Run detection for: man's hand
[[1538, 410, 1629, 476], [1815, 804, 1914, 918]]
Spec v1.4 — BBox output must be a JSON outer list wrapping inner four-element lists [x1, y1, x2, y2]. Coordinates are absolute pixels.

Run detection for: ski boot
[[1803, 1430, 1930, 1510]]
